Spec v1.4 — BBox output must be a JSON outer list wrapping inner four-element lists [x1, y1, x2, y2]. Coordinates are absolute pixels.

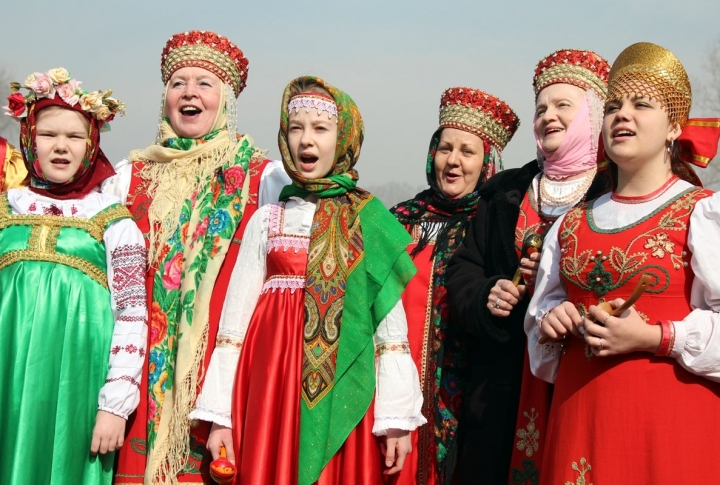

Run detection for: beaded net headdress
[[160, 30, 249, 98], [534, 49, 610, 98], [438, 87, 519, 151], [607, 42, 692, 126]]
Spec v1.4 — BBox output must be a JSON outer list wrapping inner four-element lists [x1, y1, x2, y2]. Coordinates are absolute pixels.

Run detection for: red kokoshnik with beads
[[539, 187, 720, 485]]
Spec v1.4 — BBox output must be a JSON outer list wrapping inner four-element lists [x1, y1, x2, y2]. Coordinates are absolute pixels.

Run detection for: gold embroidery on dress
[[565, 457, 593, 485], [515, 408, 540, 457], [0, 194, 129, 289], [560, 190, 707, 298]]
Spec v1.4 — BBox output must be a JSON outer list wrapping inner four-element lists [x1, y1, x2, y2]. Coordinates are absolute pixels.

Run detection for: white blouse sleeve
[[258, 160, 291, 207], [100, 159, 133, 205], [99, 217, 148, 419], [525, 215, 568, 384], [669, 194, 720, 382], [372, 299, 427, 436], [189, 207, 269, 427]]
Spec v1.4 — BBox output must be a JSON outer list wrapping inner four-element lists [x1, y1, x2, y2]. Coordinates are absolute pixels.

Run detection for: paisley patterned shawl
[[279, 76, 416, 485]]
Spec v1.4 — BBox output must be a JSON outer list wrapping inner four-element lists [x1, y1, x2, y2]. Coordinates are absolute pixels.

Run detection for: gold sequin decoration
[[535, 65, 608, 98], [439, 104, 509, 150], [608, 42, 691, 125]]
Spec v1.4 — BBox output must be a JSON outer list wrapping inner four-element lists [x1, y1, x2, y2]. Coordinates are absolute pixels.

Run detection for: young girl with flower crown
[[0, 68, 147, 485], [188, 76, 426, 484]]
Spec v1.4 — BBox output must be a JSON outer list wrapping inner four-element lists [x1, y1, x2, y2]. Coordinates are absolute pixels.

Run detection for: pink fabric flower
[[28, 72, 56, 99], [161, 253, 183, 290], [56, 79, 82, 106]]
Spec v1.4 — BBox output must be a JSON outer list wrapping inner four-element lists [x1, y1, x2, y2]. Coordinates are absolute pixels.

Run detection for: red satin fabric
[[231, 242, 307, 485], [316, 400, 386, 485], [394, 238, 437, 485]]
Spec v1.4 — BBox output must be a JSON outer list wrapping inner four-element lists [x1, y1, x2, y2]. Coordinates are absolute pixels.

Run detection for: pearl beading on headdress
[[288, 94, 338, 123]]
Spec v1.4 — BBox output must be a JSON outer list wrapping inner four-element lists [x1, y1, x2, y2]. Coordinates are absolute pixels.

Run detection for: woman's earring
[[667, 139, 675, 153]]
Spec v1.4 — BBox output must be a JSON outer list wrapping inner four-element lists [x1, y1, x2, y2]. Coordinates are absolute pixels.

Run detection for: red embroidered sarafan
[[540, 188, 720, 485], [513, 185, 554, 263], [506, 185, 554, 484]]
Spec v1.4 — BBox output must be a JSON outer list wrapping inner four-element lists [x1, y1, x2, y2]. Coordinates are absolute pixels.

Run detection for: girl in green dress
[[0, 68, 147, 485]]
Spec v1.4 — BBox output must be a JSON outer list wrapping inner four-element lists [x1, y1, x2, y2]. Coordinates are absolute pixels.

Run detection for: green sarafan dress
[[0, 193, 132, 484]]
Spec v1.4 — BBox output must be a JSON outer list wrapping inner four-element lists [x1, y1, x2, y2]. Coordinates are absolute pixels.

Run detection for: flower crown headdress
[[4, 67, 125, 130]]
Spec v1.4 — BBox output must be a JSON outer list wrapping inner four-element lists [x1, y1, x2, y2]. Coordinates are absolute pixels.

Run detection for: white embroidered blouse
[[6, 188, 148, 419], [190, 196, 427, 435]]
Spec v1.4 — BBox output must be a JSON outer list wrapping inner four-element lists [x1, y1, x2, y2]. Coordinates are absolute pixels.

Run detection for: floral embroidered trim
[[267, 202, 284, 236], [288, 93, 338, 122], [0, 209, 126, 242], [565, 457, 592, 485], [110, 344, 145, 356], [105, 375, 141, 388], [375, 340, 411, 356], [267, 235, 310, 253], [515, 408, 540, 457], [216, 333, 243, 350], [261, 275, 306, 294]]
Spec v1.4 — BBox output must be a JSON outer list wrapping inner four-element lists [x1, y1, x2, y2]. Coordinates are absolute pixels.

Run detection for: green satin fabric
[[0, 211, 119, 484]]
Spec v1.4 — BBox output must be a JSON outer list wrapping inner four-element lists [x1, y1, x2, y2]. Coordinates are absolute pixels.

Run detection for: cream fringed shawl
[[132, 84, 263, 484]]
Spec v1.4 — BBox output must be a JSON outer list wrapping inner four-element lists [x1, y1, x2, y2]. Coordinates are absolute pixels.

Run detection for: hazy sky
[[1, 0, 719, 201]]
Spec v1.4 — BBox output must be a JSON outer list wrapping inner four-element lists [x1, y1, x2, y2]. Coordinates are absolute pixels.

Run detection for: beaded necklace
[[538, 165, 597, 208], [611, 175, 679, 204]]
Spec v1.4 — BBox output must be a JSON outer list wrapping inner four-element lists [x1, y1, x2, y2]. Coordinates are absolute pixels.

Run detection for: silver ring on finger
[[599, 338, 604, 351], [602, 315, 611, 325], [493, 298, 502, 309]]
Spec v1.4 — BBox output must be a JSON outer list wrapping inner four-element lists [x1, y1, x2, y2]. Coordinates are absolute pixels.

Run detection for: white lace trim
[[267, 235, 310, 253], [372, 414, 428, 435], [288, 95, 338, 123], [261, 275, 306, 294], [189, 407, 232, 427]]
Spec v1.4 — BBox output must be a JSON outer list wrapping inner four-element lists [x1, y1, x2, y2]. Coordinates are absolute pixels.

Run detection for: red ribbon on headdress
[[20, 96, 116, 200], [678, 118, 720, 168]]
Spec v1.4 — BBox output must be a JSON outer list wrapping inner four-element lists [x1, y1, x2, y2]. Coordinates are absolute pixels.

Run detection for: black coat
[[445, 160, 609, 484]]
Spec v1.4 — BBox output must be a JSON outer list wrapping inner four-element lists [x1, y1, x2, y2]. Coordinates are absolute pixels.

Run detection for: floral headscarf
[[20, 96, 115, 199]]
